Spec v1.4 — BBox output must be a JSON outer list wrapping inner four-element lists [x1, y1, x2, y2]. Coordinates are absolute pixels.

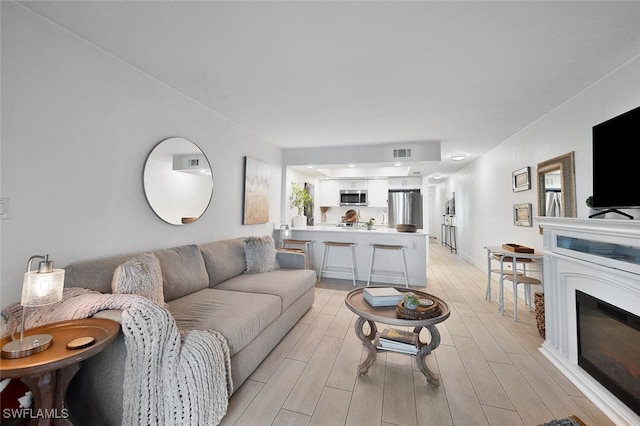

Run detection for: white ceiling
[[19, 1, 640, 180]]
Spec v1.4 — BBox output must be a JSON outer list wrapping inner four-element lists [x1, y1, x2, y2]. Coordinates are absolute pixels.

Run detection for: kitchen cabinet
[[367, 179, 388, 207], [319, 180, 340, 206], [339, 180, 368, 190], [388, 177, 422, 190]]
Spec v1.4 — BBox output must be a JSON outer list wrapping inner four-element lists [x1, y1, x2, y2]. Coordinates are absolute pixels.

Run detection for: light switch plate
[[0, 198, 9, 220]]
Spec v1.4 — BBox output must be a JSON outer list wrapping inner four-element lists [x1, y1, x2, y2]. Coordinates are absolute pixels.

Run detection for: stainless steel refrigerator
[[388, 190, 423, 228]]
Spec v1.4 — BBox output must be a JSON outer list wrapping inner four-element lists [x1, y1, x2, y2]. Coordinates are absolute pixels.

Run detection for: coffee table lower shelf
[[356, 318, 443, 386]]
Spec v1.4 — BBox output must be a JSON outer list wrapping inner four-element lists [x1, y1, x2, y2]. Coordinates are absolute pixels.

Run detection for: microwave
[[340, 190, 368, 206]]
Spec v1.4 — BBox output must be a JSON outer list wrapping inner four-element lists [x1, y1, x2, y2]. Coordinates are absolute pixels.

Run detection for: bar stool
[[485, 253, 525, 302], [366, 244, 409, 288], [318, 241, 358, 286], [487, 250, 542, 321], [504, 273, 542, 321], [281, 239, 315, 270], [485, 250, 530, 305]]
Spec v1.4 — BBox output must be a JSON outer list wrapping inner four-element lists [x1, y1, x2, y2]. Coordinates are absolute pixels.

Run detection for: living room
[[2, 1, 639, 305], [1, 1, 640, 424]]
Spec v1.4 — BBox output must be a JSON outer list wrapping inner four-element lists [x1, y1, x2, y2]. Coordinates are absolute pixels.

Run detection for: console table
[[441, 224, 457, 253]]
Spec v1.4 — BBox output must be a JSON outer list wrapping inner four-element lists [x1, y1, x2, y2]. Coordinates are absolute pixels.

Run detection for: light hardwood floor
[[220, 240, 614, 426]]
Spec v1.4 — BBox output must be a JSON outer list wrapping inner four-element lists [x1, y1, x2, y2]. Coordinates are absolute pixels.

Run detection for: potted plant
[[586, 195, 602, 218], [289, 182, 312, 228], [365, 218, 375, 230], [402, 292, 419, 310]]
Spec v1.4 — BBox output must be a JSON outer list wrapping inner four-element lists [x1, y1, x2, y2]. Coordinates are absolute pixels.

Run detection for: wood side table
[[344, 287, 450, 387], [1, 318, 120, 426]]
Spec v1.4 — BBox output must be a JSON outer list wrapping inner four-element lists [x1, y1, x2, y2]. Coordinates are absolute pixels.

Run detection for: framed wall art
[[243, 157, 270, 224], [445, 192, 455, 216], [513, 203, 533, 227], [512, 166, 531, 192]]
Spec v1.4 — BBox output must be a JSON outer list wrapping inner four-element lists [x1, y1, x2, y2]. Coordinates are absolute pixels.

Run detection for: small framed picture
[[513, 203, 533, 227], [512, 167, 531, 192]]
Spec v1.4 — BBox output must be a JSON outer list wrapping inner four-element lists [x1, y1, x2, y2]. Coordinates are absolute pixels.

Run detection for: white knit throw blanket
[[1, 287, 233, 425]]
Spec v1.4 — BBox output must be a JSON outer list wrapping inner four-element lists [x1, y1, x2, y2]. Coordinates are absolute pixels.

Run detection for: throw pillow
[[111, 252, 166, 306], [245, 236, 280, 274]]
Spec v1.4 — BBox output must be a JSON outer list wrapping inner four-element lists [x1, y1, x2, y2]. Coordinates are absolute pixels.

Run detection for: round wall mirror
[[143, 137, 213, 225]]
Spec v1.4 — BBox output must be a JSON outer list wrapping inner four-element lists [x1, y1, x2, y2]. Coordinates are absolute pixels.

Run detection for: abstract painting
[[243, 157, 270, 224]]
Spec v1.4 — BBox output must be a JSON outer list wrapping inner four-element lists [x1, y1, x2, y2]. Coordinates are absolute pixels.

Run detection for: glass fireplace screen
[[576, 290, 640, 415]]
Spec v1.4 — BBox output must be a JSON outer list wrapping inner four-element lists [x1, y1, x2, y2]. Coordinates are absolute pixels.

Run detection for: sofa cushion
[[111, 252, 166, 306], [64, 253, 139, 294], [275, 251, 306, 270], [199, 238, 246, 287], [244, 236, 279, 274], [214, 269, 316, 312], [153, 245, 209, 302], [167, 288, 281, 355]]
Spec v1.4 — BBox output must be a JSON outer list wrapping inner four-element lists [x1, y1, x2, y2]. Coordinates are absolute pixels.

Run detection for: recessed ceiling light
[[394, 163, 402, 166], [432, 175, 443, 180], [450, 153, 467, 161], [348, 164, 355, 168], [307, 165, 314, 169]]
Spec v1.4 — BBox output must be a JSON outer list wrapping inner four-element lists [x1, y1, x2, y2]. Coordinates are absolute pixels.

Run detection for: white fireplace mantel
[[536, 217, 640, 426]]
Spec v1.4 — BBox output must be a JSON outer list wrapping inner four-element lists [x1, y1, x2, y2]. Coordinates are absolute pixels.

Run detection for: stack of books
[[363, 287, 403, 307], [375, 328, 419, 355]]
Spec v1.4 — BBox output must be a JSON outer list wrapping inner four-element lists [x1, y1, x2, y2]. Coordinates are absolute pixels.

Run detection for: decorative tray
[[396, 298, 441, 320], [502, 243, 534, 253], [396, 224, 417, 233]]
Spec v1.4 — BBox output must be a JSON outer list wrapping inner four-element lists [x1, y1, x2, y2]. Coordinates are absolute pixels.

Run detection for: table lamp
[[1, 254, 65, 359], [279, 224, 290, 248]]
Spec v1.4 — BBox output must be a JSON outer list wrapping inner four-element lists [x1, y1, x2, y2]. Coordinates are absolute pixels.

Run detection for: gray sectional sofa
[[62, 237, 316, 425]]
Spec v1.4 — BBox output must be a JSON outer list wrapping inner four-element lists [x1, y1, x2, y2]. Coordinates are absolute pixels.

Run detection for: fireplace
[[537, 217, 640, 425], [576, 291, 640, 415]]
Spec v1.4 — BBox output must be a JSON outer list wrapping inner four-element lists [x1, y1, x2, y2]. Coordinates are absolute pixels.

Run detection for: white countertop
[[292, 225, 428, 235]]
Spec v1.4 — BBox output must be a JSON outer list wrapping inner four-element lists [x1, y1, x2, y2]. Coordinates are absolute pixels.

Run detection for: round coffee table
[[345, 287, 450, 387]]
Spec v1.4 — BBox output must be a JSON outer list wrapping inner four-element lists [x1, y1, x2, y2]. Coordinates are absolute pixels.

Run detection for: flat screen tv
[[592, 105, 640, 217]]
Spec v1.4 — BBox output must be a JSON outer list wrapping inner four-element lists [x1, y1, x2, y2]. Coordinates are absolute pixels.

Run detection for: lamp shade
[[279, 224, 290, 248], [1, 255, 65, 359], [21, 269, 65, 307]]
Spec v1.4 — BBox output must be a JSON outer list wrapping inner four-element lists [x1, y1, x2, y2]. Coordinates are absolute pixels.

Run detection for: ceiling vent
[[173, 154, 211, 175], [392, 148, 412, 159]]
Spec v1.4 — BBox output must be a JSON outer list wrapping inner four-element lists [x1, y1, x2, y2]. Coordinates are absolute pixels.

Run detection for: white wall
[[282, 168, 320, 226], [0, 3, 282, 305], [432, 55, 640, 271]]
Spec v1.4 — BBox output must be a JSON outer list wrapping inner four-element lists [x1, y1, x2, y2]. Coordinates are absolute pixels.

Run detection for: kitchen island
[[287, 225, 428, 286]]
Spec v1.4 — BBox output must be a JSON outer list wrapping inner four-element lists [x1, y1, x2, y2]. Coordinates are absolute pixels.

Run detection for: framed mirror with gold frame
[[536, 151, 576, 218]]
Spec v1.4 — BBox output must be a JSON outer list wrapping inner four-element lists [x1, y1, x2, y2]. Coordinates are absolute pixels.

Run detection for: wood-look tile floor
[[220, 240, 614, 426]]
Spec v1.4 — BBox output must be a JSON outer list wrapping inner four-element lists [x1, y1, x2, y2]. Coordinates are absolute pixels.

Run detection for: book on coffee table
[[363, 287, 403, 307], [376, 328, 419, 354], [379, 328, 418, 345]]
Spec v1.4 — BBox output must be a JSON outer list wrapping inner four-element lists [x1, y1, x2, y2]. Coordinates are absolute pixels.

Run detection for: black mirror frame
[[143, 137, 213, 225]]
